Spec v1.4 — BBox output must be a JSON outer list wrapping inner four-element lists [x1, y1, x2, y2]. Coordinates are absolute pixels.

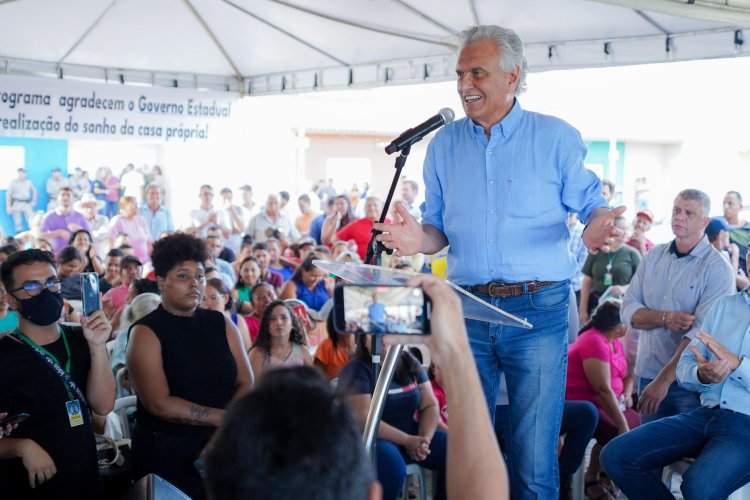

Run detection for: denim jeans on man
[[467, 279, 570, 499], [496, 400, 598, 487], [638, 377, 701, 425], [601, 407, 750, 499]]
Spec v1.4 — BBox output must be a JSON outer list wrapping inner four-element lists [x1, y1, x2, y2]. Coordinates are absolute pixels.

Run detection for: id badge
[[66, 399, 84, 427], [603, 273, 613, 286]]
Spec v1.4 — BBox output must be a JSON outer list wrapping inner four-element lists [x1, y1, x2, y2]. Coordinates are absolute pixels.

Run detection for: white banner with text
[[0, 74, 239, 142]]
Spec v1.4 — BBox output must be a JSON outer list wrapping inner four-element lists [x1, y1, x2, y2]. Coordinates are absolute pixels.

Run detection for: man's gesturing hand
[[583, 205, 627, 254], [373, 202, 423, 257]]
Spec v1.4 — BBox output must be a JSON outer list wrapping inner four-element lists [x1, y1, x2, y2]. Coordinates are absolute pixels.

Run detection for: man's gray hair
[[677, 189, 711, 216], [458, 25, 528, 96]]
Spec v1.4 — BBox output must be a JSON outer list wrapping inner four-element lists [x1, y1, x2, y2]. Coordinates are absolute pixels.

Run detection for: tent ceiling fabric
[[0, 0, 749, 94]]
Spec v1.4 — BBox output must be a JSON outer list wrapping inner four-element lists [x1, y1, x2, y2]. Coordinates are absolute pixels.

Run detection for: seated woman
[[243, 282, 277, 344], [320, 195, 356, 246], [338, 335, 447, 500], [126, 233, 253, 499], [232, 256, 262, 315], [202, 277, 252, 352], [248, 300, 313, 380], [566, 300, 639, 500], [69, 229, 104, 276], [280, 254, 332, 312], [314, 313, 356, 381], [108, 196, 152, 264], [58, 245, 83, 300]]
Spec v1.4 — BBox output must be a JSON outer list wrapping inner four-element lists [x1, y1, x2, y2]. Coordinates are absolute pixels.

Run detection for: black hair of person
[[57, 245, 82, 265], [204, 366, 373, 500], [131, 278, 160, 296], [1, 249, 55, 290], [151, 232, 209, 278], [290, 254, 319, 282], [236, 256, 261, 288], [354, 333, 421, 385], [578, 300, 622, 335], [67, 229, 93, 246], [206, 277, 233, 311]]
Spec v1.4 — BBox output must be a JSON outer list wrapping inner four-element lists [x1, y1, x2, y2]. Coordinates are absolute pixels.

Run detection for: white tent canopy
[[1, 0, 750, 94]]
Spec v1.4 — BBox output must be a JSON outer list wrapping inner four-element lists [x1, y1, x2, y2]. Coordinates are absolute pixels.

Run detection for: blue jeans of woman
[[467, 279, 570, 499], [376, 429, 447, 500], [601, 407, 750, 499]]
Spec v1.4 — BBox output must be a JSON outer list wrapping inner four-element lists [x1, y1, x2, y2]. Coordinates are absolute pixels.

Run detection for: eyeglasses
[[10, 279, 63, 297]]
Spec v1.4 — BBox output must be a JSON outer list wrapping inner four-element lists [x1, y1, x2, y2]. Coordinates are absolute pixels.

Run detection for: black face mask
[[15, 288, 64, 326]]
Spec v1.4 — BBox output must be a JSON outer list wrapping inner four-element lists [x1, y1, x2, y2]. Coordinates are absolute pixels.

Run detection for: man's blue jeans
[[638, 377, 701, 425], [466, 280, 570, 500], [601, 407, 750, 499]]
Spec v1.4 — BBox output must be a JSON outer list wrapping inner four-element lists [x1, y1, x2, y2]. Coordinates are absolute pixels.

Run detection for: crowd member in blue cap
[[706, 216, 749, 290]]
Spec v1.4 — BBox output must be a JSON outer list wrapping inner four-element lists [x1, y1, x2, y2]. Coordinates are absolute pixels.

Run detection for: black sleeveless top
[[132, 305, 237, 436]]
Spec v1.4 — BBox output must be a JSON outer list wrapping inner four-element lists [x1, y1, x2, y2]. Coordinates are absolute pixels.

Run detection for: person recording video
[[204, 273, 508, 500], [0, 249, 115, 498]]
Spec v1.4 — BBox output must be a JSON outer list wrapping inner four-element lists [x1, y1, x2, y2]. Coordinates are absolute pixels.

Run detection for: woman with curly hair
[[126, 232, 253, 499], [248, 300, 312, 380]]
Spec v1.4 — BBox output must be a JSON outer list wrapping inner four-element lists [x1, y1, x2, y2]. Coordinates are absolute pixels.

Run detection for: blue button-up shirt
[[422, 100, 607, 284], [677, 289, 750, 417], [139, 204, 174, 240], [622, 237, 735, 379]]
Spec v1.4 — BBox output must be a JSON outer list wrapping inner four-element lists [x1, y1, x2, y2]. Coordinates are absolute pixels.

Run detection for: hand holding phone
[[80, 273, 100, 317], [0, 412, 30, 435]]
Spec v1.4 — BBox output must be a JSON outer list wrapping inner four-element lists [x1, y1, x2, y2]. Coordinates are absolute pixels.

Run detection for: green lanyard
[[606, 249, 620, 270], [14, 326, 73, 398]]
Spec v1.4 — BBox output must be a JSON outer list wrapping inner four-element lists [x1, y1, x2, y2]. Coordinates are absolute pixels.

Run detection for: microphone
[[385, 108, 455, 155]]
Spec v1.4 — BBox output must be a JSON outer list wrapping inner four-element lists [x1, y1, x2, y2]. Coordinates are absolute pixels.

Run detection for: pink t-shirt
[[102, 283, 130, 315], [108, 214, 152, 262], [244, 314, 260, 343], [565, 328, 628, 408]]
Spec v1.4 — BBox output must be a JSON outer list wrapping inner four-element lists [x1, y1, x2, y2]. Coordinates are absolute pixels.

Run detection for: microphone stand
[[362, 144, 411, 460], [364, 144, 410, 267]]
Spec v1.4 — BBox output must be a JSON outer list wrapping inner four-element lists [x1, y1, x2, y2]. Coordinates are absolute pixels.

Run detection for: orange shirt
[[314, 339, 351, 381]]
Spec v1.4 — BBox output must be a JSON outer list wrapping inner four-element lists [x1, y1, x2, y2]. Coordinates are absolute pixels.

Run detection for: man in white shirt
[[245, 194, 299, 246]]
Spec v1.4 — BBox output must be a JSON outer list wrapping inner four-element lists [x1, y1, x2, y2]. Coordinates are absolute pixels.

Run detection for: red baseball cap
[[636, 208, 654, 223]]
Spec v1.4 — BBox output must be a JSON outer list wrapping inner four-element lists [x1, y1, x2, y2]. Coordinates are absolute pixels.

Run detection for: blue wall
[[0, 137, 68, 236], [585, 141, 625, 205]]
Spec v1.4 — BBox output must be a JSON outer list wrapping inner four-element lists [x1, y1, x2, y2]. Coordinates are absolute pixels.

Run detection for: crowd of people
[[1, 23, 750, 500]]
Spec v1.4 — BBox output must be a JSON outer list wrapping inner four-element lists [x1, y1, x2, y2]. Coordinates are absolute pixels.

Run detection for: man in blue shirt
[[139, 182, 173, 240], [375, 25, 622, 499], [367, 293, 387, 333], [601, 249, 750, 498]]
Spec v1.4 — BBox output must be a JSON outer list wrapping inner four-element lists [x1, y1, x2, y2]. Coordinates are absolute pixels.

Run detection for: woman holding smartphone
[[126, 233, 253, 499]]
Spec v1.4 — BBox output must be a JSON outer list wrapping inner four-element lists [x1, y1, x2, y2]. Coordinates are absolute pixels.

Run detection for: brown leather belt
[[467, 280, 557, 298]]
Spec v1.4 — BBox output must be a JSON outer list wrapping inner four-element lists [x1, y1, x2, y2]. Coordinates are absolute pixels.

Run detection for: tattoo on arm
[[171, 404, 210, 425]]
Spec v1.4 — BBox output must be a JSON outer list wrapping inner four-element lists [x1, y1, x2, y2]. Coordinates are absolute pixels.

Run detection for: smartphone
[[0, 412, 30, 427], [80, 272, 100, 316], [333, 284, 430, 335]]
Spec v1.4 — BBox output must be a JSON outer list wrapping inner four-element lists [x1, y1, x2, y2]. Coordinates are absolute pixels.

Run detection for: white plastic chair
[[663, 458, 750, 499], [113, 395, 137, 440]]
